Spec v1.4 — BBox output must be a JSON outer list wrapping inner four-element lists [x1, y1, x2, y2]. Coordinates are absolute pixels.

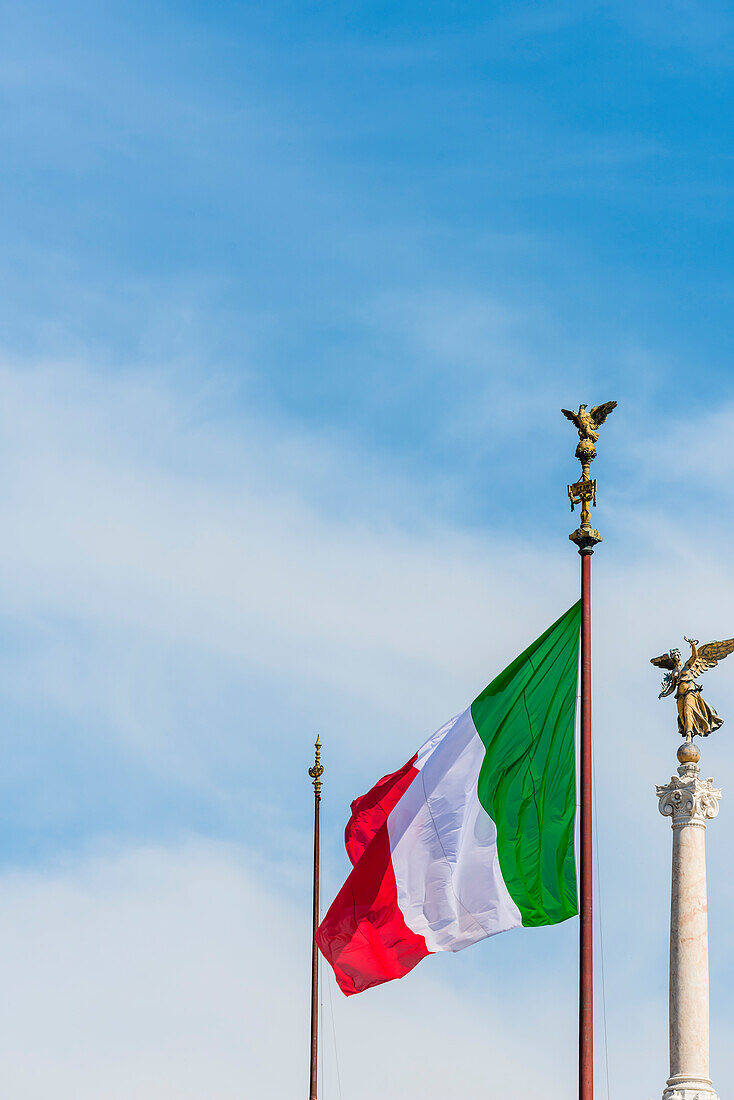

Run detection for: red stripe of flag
[[316, 754, 430, 995]]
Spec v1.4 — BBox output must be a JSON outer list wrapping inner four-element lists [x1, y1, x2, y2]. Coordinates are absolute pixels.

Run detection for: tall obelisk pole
[[565, 401, 616, 1100], [308, 738, 324, 1100]]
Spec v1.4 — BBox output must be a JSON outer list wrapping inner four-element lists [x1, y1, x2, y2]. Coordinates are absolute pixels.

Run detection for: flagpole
[[578, 548, 593, 1100], [308, 737, 324, 1100], [565, 400, 616, 1100]]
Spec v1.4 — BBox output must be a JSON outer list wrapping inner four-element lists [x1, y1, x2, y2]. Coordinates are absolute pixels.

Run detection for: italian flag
[[316, 601, 581, 996]]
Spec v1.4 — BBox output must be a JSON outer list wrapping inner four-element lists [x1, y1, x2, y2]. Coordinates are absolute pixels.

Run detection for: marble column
[[657, 750, 721, 1100]]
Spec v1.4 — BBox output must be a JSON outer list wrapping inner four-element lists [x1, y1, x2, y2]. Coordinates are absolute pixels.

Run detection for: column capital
[[657, 764, 722, 829]]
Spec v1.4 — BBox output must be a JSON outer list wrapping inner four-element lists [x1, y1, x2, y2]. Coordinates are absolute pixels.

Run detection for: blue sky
[[4, 0, 734, 539], [1, 2, 734, 1096]]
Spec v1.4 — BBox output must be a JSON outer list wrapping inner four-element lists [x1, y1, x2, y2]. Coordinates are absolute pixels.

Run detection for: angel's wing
[[651, 653, 677, 670], [686, 638, 734, 678], [561, 408, 581, 428], [590, 401, 617, 429]]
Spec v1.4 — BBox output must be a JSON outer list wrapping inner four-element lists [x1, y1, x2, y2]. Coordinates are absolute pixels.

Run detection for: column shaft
[[657, 761, 720, 1100], [669, 822, 709, 1081]]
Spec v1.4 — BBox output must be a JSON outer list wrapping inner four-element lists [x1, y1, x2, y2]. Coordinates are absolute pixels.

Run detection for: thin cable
[[326, 965, 344, 1100], [319, 954, 325, 1097], [592, 744, 612, 1100]]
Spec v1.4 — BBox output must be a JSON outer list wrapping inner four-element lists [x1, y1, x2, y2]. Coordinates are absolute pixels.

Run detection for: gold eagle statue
[[651, 637, 734, 741], [561, 401, 618, 445]]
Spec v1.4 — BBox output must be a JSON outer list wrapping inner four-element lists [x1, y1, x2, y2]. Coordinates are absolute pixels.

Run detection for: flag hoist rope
[[566, 397, 617, 1100], [592, 734, 612, 1100], [308, 737, 324, 1100]]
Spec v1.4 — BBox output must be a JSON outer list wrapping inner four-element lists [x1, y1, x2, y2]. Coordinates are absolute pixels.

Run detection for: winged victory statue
[[651, 637, 734, 741]]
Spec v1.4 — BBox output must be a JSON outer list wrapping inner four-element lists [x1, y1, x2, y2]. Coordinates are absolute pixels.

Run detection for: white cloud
[[0, 840, 655, 1100], [0, 359, 577, 760], [0, 842, 307, 1099]]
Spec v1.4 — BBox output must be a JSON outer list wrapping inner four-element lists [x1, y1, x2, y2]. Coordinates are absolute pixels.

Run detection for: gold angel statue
[[651, 637, 734, 741]]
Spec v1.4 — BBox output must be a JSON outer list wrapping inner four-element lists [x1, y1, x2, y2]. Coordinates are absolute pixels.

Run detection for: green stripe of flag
[[471, 601, 581, 927]]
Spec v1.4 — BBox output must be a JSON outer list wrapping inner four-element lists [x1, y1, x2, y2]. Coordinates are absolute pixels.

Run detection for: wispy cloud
[[0, 839, 662, 1100]]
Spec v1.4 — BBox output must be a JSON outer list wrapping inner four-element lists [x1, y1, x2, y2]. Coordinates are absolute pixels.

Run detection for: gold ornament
[[562, 401, 617, 553], [308, 736, 324, 795]]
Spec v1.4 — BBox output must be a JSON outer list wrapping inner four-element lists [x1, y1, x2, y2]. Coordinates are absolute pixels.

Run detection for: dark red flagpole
[[579, 549, 593, 1100], [565, 399, 616, 1100], [308, 738, 324, 1100]]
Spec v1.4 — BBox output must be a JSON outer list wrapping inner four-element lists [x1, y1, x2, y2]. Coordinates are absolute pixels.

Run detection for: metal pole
[[564, 398, 616, 1100], [579, 551, 593, 1100], [308, 738, 324, 1100]]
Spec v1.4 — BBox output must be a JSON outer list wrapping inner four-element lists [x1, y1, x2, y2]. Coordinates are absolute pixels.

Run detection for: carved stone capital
[[657, 764, 722, 829]]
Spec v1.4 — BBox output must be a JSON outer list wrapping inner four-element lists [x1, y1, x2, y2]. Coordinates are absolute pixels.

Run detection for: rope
[[592, 747, 612, 1100], [326, 965, 344, 1100], [319, 954, 325, 1096]]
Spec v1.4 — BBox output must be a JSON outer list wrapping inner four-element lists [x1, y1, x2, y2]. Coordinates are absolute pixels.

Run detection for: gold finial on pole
[[562, 401, 617, 555], [309, 736, 324, 795]]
